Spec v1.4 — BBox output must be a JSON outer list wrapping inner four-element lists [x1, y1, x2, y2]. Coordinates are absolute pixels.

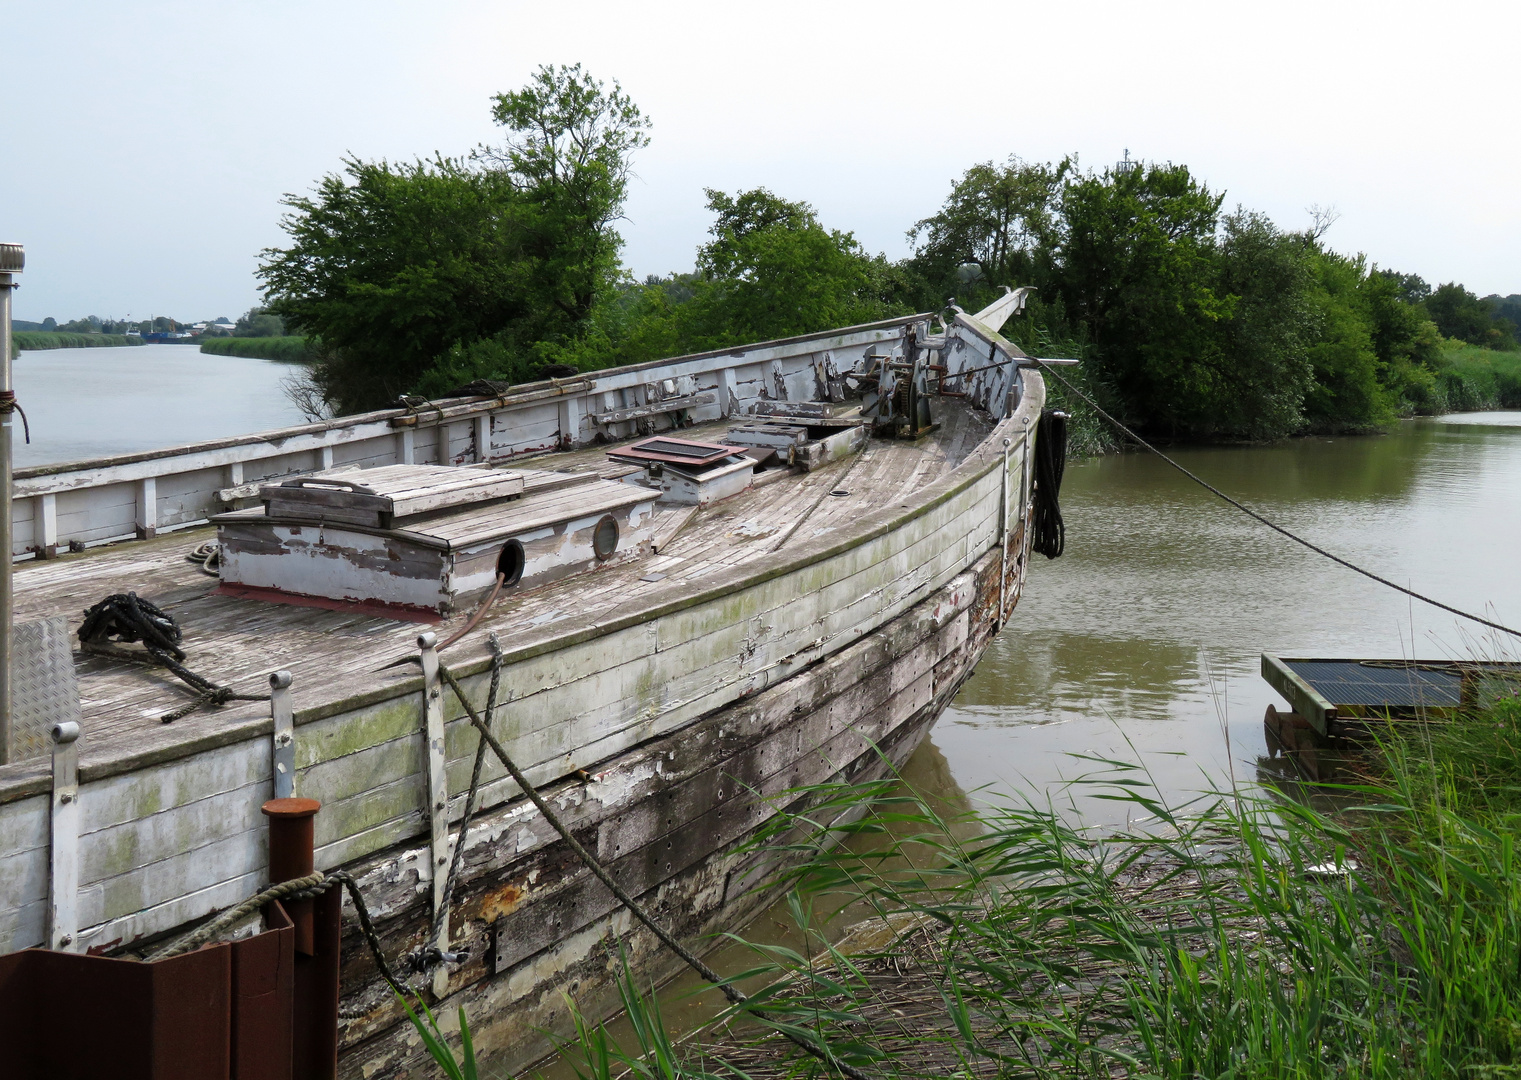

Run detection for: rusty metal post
[[263, 797, 319, 954], [262, 795, 338, 1080]]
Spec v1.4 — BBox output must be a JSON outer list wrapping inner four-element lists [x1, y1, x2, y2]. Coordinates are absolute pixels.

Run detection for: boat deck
[[6, 408, 992, 787]]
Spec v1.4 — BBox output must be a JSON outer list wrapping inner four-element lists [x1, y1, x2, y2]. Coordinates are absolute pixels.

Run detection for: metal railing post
[[417, 631, 452, 996], [0, 241, 23, 764], [270, 670, 295, 799], [49, 720, 80, 950]]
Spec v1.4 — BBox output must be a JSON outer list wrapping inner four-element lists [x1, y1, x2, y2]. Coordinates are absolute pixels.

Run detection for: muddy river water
[[944, 410, 1521, 820]]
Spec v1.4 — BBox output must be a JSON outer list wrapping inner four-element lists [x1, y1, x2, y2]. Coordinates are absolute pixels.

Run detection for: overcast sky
[[4, 0, 1516, 322]]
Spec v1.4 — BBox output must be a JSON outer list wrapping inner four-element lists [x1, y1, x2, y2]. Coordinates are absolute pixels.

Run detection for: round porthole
[[592, 514, 619, 561], [496, 539, 525, 586]]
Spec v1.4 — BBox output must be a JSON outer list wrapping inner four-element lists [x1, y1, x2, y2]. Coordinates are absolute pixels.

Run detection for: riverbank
[[9, 330, 145, 357], [611, 683, 1521, 1079], [198, 335, 312, 362], [1054, 341, 1521, 461]]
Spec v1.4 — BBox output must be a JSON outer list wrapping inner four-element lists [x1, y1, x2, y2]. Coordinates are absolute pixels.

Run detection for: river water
[[943, 411, 1521, 821], [10, 344, 308, 468]]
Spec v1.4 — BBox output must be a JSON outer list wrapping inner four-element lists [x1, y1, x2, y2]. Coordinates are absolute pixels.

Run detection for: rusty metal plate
[[10, 616, 82, 763]]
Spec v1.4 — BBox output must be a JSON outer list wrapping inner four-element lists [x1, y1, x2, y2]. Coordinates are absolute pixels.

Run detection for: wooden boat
[[0, 292, 1056, 1077]]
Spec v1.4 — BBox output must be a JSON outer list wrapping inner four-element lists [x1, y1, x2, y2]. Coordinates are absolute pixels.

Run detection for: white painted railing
[[11, 317, 963, 559]]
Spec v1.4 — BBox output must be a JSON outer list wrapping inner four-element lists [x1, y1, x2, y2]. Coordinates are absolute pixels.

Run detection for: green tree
[[681, 188, 899, 347], [260, 157, 532, 412], [1207, 211, 1320, 438], [1426, 282, 1516, 349], [478, 63, 650, 328], [906, 156, 1069, 312], [234, 307, 285, 337], [1054, 161, 1233, 436], [1302, 252, 1394, 430], [260, 65, 648, 415]]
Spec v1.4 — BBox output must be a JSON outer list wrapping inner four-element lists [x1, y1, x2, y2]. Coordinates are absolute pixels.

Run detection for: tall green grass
[[11, 331, 146, 355], [199, 336, 314, 363], [1417, 342, 1521, 413]]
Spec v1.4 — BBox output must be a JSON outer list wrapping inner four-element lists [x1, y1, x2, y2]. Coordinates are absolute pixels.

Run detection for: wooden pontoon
[[0, 293, 1057, 1077]]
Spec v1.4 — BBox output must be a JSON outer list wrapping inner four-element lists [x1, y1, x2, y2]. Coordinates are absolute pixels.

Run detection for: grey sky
[[4, 0, 1516, 322]]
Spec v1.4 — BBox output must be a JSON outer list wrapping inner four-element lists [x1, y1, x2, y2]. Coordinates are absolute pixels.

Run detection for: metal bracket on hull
[[271, 670, 295, 799], [418, 632, 452, 997], [48, 720, 80, 951]]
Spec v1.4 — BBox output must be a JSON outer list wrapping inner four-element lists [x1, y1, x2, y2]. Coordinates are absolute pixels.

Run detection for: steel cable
[[1033, 359, 1521, 640]]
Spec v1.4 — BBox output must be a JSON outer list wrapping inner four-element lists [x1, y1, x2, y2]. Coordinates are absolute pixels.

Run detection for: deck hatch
[[260, 464, 524, 528], [606, 437, 742, 468]]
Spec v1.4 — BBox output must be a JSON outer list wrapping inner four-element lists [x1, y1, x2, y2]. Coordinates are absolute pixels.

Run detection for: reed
[[198, 336, 314, 363], [576, 692, 1521, 1079], [1427, 342, 1521, 412], [11, 331, 146, 353]]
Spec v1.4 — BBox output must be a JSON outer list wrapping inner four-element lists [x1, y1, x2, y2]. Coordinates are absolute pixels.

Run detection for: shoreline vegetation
[[523, 683, 1521, 1080], [197, 335, 313, 363], [10, 331, 146, 355]]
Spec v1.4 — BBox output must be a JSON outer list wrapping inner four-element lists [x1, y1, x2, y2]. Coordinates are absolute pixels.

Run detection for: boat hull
[[336, 538, 1020, 1077]]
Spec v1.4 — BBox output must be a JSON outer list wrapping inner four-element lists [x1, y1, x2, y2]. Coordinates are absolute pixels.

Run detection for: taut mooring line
[[435, 662, 874, 1080], [1033, 359, 1521, 641]]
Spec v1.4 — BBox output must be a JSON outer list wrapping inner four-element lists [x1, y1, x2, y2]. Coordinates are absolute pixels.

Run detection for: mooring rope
[[78, 592, 273, 721], [185, 541, 221, 577], [146, 869, 418, 999], [0, 389, 32, 443], [1033, 359, 1521, 640], [435, 661, 873, 1080]]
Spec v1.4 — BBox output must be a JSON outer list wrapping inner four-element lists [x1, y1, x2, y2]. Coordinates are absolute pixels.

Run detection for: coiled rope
[[78, 592, 272, 721], [1033, 359, 1521, 640], [434, 660, 873, 1080], [1031, 407, 1067, 559], [186, 541, 221, 577]]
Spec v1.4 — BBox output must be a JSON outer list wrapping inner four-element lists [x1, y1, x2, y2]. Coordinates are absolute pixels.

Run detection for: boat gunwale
[[13, 313, 932, 482], [0, 365, 1041, 806]]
